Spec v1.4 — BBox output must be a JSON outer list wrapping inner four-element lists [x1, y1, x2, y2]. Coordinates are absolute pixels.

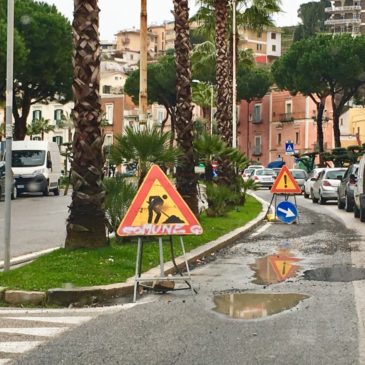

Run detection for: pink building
[[238, 90, 334, 168]]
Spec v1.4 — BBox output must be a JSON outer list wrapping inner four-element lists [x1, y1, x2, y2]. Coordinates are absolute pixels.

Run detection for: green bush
[[59, 175, 70, 188], [103, 177, 137, 233], [205, 183, 239, 217]]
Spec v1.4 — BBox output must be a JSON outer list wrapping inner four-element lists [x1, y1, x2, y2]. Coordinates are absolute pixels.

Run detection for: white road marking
[[0, 327, 67, 337], [0, 341, 42, 353], [251, 222, 271, 237], [5, 316, 92, 325]]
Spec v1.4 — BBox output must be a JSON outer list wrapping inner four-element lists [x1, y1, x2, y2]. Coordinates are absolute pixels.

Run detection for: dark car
[[337, 163, 358, 212], [0, 161, 17, 201]]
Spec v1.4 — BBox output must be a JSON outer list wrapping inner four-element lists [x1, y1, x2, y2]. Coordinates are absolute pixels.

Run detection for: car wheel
[[43, 184, 49, 196], [311, 190, 318, 203], [354, 203, 360, 218], [53, 185, 60, 196], [11, 186, 17, 200], [345, 194, 353, 212], [360, 205, 365, 223], [337, 194, 345, 209], [319, 193, 326, 205], [304, 192, 309, 199]]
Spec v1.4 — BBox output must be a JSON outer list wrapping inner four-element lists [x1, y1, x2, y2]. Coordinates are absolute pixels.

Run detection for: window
[[103, 85, 111, 94], [256, 44, 262, 51], [254, 136, 261, 154], [340, 118, 343, 126], [253, 104, 262, 123], [105, 134, 113, 146], [277, 133, 281, 145], [257, 32, 262, 38], [130, 54, 134, 60], [105, 104, 114, 124], [54, 109, 63, 122], [32, 110, 42, 122], [271, 33, 276, 39], [296, 132, 300, 144], [157, 110, 165, 124], [53, 136, 63, 146], [272, 45, 276, 52], [285, 101, 292, 114]]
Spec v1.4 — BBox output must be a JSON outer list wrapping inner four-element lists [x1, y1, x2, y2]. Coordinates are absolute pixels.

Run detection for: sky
[[43, 0, 312, 40]]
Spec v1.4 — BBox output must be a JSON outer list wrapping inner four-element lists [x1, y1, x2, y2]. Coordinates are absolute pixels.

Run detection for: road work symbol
[[117, 165, 203, 237]]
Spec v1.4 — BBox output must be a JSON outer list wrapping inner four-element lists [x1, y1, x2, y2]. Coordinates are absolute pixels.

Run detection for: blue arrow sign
[[285, 142, 294, 155], [276, 201, 298, 224]]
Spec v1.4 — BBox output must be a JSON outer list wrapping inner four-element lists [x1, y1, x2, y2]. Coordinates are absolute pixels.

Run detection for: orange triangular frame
[[270, 165, 302, 194], [117, 165, 203, 237]]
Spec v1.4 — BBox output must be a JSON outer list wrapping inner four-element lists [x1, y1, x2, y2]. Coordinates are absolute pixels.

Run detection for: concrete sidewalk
[[1, 193, 268, 307]]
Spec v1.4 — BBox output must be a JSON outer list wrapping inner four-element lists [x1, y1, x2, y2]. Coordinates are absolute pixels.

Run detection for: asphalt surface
[[9, 191, 364, 365]]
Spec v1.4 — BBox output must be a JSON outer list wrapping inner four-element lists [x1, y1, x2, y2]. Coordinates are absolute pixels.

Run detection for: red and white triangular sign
[[117, 165, 203, 237], [271, 166, 301, 194]]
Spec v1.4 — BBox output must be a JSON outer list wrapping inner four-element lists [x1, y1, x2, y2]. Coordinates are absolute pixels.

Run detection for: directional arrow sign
[[276, 201, 298, 224]]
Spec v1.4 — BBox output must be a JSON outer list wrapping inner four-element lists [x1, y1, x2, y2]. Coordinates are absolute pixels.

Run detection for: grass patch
[[0, 195, 261, 291]]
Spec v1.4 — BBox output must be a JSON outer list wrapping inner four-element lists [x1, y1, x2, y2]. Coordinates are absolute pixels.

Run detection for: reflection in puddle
[[251, 249, 302, 285], [213, 293, 309, 320]]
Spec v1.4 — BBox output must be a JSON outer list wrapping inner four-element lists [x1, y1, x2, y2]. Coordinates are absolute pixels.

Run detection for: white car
[[303, 168, 326, 199], [311, 168, 347, 204], [249, 168, 276, 189]]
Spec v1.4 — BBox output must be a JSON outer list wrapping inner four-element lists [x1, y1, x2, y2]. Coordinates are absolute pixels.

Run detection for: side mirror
[[349, 173, 357, 184], [47, 160, 52, 169]]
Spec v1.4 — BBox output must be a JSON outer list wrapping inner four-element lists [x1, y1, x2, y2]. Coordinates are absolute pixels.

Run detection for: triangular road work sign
[[117, 165, 203, 237], [271, 165, 302, 194], [269, 254, 301, 281]]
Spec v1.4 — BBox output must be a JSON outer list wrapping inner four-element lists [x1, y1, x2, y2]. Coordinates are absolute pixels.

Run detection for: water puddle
[[304, 266, 365, 282], [250, 249, 302, 285], [213, 293, 309, 320]]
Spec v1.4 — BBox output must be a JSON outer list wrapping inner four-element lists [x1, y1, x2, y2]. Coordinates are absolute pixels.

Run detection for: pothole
[[250, 249, 302, 285], [212, 293, 309, 320], [304, 266, 365, 282]]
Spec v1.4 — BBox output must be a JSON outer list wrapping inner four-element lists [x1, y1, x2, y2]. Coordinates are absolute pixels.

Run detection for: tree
[[192, 82, 215, 130], [294, 0, 330, 41], [26, 118, 55, 140], [65, 0, 106, 249], [110, 126, 181, 187], [0, 0, 73, 140], [173, 0, 199, 216]]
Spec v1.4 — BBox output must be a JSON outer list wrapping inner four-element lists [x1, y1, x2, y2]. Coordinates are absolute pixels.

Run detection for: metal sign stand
[[266, 193, 299, 224], [133, 236, 195, 302]]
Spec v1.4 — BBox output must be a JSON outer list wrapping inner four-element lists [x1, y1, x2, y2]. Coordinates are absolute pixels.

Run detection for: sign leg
[[133, 237, 142, 303], [179, 237, 196, 295], [159, 237, 164, 277]]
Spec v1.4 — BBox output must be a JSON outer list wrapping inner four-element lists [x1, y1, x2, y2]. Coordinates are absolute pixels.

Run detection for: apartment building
[[325, 0, 365, 35], [238, 90, 335, 167], [339, 107, 365, 146]]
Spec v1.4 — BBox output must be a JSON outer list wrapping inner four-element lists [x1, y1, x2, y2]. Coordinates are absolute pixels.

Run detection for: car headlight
[[33, 168, 46, 175]]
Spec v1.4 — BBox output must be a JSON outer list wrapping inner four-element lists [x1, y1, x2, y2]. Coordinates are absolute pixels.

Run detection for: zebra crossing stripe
[[0, 327, 67, 337], [0, 341, 42, 353], [5, 316, 92, 324]]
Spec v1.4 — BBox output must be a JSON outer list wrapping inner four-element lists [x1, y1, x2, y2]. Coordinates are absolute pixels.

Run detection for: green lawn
[[0, 195, 262, 291]]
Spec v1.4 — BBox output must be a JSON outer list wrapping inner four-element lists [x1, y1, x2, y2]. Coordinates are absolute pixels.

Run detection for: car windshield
[[12, 150, 45, 167], [291, 170, 307, 179], [326, 170, 345, 179], [244, 168, 253, 174], [256, 169, 275, 176]]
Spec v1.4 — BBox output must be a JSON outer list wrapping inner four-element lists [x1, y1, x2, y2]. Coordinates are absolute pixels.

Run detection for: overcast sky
[[43, 0, 312, 40]]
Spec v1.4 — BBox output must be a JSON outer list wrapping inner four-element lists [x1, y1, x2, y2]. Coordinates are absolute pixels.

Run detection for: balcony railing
[[325, 5, 361, 13], [279, 113, 294, 123], [325, 18, 361, 25], [252, 147, 262, 156]]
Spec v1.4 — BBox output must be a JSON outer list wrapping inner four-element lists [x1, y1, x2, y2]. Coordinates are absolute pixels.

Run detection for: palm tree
[[173, 0, 199, 216], [65, 0, 106, 249], [26, 118, 55, 140], [110, 126, 181, 187]]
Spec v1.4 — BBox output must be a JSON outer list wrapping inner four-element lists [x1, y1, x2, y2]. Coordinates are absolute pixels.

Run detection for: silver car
[[289, 169, 308, 193], [311, 168, 347, 205], [304, 168, 326, 199], [0, 161, 17, 201], [249, 168, 276, 189]]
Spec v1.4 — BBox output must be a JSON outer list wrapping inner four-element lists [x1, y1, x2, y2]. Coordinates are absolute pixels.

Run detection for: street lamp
[[232, 0, 237, 148]]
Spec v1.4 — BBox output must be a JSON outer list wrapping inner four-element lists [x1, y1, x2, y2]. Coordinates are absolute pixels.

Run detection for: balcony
[[325, 18, 361, 25], [325, 5, 361, 13], [279, 113, 295, 123], [252, 145, 263, 156]]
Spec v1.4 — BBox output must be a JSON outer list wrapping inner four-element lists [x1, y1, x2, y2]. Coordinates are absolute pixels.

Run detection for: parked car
[[311, 168, 347, 205], [272, 168, 282, 176], [249, 168, 276, 189], [242, 168, 255, 181], [289, 169, 308, 192], [248, 164, 264, 170], [303, 168, 326, 199], [337, 163, 358, 212], [354, 155, 365, 221], [0, 161, 17, 201]]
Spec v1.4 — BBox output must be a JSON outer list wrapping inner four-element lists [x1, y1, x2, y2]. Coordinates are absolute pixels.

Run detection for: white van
[[354, 154, 365, 221], [11, 141, 62, 196]]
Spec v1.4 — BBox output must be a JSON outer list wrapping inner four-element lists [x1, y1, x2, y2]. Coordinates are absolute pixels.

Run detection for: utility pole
[[139, 0, 148, 126], [232, 0, 237, 148], [4, 0, 14, 271]]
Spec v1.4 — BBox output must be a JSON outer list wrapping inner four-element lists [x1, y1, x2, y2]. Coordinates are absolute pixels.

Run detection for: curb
[[2, 193, 269, 307]]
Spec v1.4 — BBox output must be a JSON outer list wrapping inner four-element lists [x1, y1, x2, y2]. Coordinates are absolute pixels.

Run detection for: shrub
[[205, 183, 239, 217]]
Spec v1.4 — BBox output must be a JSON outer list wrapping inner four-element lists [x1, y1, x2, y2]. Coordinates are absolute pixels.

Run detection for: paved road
[[0, 193, 70, 260], [5, 191, 365, 365]]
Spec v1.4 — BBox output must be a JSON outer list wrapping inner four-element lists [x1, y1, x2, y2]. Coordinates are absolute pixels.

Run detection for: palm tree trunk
[[65, 0, 107, 248], [173, 0, 199, 217], [214, 0, 232, 146]]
